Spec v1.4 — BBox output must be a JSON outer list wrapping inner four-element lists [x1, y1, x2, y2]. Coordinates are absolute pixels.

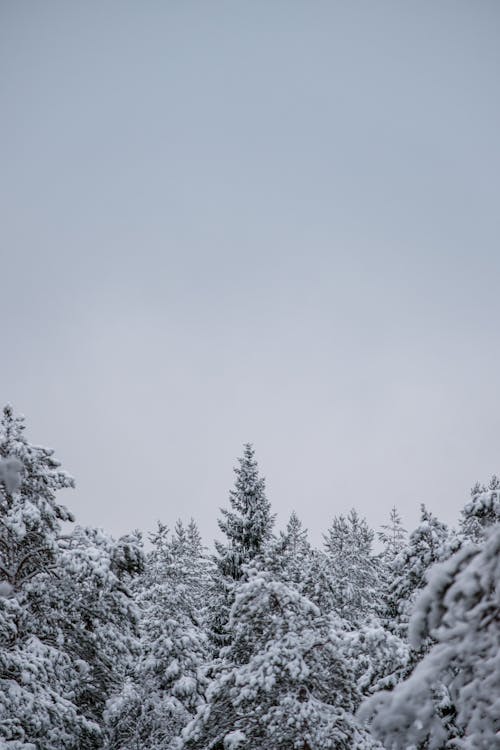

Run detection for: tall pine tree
[[208, 444, 274, 649], [0, 405, 100, 747]]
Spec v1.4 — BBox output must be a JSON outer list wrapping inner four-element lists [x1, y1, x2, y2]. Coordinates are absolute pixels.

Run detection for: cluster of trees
[[0, 406, 498, 749]]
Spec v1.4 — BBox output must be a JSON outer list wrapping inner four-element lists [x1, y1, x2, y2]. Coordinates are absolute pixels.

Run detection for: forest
[[0, 404, 498, 750]]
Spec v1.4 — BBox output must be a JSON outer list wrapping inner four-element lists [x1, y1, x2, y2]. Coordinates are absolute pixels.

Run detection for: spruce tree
[[377, 507, 407, 630], [208, 444, 274, 649], [216, 443, 274, 577], [378, 506, 407, 559]]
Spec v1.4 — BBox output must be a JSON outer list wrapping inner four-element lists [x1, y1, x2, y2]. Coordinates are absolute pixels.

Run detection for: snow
[[224, 730, 246, 748]]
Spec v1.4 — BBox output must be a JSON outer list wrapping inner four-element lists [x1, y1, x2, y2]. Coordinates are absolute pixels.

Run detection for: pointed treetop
[[378, 506, 407, 558], [216, 443, 275, 574], [282, 510, 310, 555]]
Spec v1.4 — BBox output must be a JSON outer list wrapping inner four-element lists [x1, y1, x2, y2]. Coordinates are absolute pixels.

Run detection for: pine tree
[[281, 511, 310, 557], [378, 507, 407, 559], [266, 511, 311, 588], [345, 620, 409, 698], [377, 507, 407, 631], [386, 505, 456, 638], [187, 518, 204, 557], [208, 444, 274, 649], [0, 405, 100, 747], [105, 522, 209, 749], [182, 568, 379, 750], [323, 509, 381, 623], [460, 474, 500, 543], [216, 443, 274, 578], [359, 524, 500, 750], [298, 548, 340, 615], [54, 526, 144, 728]]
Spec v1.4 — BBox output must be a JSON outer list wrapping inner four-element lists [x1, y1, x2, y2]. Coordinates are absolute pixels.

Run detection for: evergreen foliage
[[182, 568, 379, 750], [0, 407, 143, 749], [0, 406, 99, 748], [385, 504, 453, 639], [104, 521, 209, 750], [360, 525, 500, 750], [461, 475, 500, 542], [209, 444, 274, 650], [378, 506, 407, 559], [323, 509, 381, 623], [1, 405, 499, 750], [215, 443, 274, 579]]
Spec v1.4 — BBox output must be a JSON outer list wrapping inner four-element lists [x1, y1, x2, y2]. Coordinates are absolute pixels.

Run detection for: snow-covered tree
[[378, 506, 407, 560], [265, 510, 311, 589], [0, 590, 100, 749], [54, 526, 144, 727], [359, 524, 500, 750], [182, 568, 379, 750], [461, 475, 500, 543], [296, 548, 339, 615], [385, 504, 454, 639], [281, 511, 310, 557], [105, 521, 209, 750], [216, 444, 274, 579], [345, 619, 409, 698], [323, 509, 381, 623], [0, 405, 75, 592], [0, 405, 100, 747], [209, 444, 274, 649]]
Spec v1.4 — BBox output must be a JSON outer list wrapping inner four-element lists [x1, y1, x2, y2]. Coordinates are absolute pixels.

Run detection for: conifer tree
[[55, 526, 144, 728], [208, 444, 274, 649], [216, 443, 274, 578], [183, 568, 379, 750], [345, 620, 409, 698], [378, 506, 407, 559], [386, 504, 453, 639], [377, 507, 407, 630], [360, 524, 500, 750], [460, 474, 500, 543], [267, 511, 311, 588], [298, 548, 340, 615], [282, 510, 310, 556], [323, 509, 381, 623], [0, 405, 100, 747], [105, 521, 209, 750]]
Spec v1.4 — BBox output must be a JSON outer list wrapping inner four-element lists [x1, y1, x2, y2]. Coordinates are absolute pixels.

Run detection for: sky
[[1, 1, 500, 547]]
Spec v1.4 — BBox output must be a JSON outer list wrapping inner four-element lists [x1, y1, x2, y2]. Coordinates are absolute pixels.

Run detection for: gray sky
[[2, 2, 500, 547]]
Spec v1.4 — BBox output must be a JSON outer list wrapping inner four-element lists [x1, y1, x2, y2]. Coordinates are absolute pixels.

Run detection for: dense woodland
[[0, 404, 498, 749]]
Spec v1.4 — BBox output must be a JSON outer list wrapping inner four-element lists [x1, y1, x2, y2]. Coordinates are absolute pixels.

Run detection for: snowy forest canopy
[[0, 405, 498, 750]]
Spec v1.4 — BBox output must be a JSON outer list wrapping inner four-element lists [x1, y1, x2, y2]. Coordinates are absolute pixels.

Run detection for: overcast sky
[[1, 2, 500, 546]]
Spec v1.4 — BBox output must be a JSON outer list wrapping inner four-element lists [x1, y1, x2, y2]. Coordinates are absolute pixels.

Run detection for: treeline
[[0, 406, 498, 749]]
